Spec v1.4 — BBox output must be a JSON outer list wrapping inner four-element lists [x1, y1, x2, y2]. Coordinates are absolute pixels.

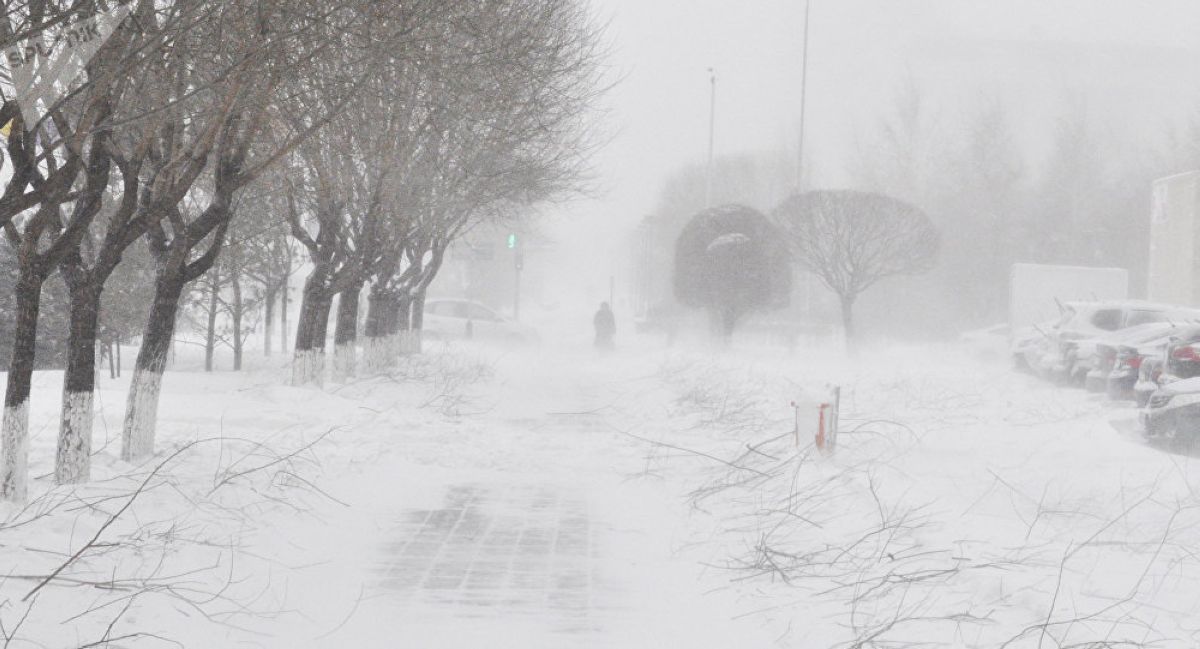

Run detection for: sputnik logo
[[1, 1, 134, 131]]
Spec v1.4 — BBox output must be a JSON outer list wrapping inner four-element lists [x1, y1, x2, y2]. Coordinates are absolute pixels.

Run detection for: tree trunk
[[231, 270, 243, 371], [407, 246, 445, 356], [115, 338, 121, 377], [281, 262, 290, 354], [411, 291, 427, 329], [263, 284, 275, 357], [709, 307, 735, 348], [363, 290, 392, 374], [409, 290, 428, 355], [1, 272, 45, 501], [57, 281, 101, 485], [121, 271, 186, 462], [107, 341, 116, 379], [395, 295, 417, 356], [840, 294, 856, 348], [332, 283, 361, 382], [205, 268, 220, 372], [292, 273, 333, 386]]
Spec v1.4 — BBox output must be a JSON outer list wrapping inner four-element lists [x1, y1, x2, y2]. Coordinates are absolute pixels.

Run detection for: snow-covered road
[[297, 346, 784, 648], [4, 340, 1200, 648]]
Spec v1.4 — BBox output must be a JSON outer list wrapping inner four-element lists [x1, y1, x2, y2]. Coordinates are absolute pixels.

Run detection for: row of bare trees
[[281, 0, 604, 387], [0, 0, 604, 501]]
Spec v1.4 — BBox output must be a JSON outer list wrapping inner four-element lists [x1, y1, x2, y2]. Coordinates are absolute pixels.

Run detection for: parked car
[[1037, 301, 1200, 383], [1011, 324, 1051, 371], [1134, 356, 1165, 407], [1079, 323, 1176, 392], [1141, 376, 1200, 447], [422, 298, 539, 344], [1133, 326, 1200, 406], [1103, 325, 1186, 400]]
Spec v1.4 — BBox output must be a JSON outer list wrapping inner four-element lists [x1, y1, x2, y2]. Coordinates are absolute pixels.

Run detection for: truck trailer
[[1148, 170, 1200, 306]]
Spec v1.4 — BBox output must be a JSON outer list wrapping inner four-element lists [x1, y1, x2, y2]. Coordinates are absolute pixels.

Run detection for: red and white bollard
[[794, 385, 841, 454]]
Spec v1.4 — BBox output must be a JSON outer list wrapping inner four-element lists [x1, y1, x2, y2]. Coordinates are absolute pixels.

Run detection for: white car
[[422, 298, 539, 345], [1037, 301, 1200, 382]]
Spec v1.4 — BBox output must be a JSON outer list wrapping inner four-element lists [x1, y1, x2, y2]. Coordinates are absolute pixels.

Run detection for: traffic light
[[507, 233, 518, 249]]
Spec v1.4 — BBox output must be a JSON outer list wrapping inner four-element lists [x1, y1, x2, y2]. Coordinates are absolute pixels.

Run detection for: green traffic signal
[[507, 233, 517, 249]]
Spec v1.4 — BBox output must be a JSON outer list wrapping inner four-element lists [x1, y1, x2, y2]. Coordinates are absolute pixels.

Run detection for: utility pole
[[797, 0, 812, 193], [705, 67, 716, 208]]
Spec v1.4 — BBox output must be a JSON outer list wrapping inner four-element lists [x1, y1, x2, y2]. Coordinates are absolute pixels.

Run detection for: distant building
[[1148, 171, 1200, 306]]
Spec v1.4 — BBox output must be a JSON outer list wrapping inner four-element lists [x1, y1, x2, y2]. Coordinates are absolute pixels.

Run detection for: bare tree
[[0, 0, 174, 497], [375, 0, 608, 361], [120, 0, 422, 461], [772, 190, 939, 342]]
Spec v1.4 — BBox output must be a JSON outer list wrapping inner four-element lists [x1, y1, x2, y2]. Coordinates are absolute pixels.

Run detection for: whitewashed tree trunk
[[122, 272, 185, 462], [292, 349, 326, 386], [331, 286, 360, 382], [2, 270, 48, 501], [293, 276, 333, 387], [1, 403, 30, 502], [122, 368, 163, 461], [332, 342, 355, 382], [56, 278, 103, 486], [56, 391, 93, 484], [363, 335, 389, 374]]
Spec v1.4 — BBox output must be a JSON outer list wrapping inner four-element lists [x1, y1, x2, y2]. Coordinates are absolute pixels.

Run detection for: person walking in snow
[[593, 302, 615, 350]]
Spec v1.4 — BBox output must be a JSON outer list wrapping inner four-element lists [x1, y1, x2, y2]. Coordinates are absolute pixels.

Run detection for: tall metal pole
[[797, 0, 811, 193], [705, 68, 716, 207], [798, 0, 813, 315]]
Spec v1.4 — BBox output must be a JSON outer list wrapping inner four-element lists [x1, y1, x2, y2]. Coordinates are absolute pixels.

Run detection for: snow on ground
[[1, 336, 1198, 647]]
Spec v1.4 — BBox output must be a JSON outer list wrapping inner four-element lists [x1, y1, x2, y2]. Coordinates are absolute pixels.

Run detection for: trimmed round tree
[[673, 204, 791, 341], [772, 190, 939, 341]]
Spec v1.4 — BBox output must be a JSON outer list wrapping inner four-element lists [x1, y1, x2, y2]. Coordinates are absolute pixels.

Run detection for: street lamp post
[[798, 0, 814, 314], [797, 0, 811, 193], [705, 67, 716, 208]]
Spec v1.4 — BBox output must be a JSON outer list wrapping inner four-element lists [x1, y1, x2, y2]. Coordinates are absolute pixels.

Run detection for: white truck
[[1008, 263, 1130, 370], [1009, 263, 1129, 333]]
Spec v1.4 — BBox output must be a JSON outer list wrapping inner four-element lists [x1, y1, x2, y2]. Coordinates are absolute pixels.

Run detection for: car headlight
[[1149, 393, 1173, 408]]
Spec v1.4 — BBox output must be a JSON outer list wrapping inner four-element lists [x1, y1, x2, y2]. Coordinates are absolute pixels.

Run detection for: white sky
[[546, 0, 1200, 307]]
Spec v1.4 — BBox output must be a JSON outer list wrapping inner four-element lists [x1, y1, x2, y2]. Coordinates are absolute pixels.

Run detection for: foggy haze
[[8, 2, 1200, 647], [553, 0, 1200, 316]]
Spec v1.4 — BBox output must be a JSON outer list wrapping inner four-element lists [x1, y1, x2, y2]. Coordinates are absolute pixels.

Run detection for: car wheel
[[1168, 428, 1194, 453], [1147, 417, 1174, 446], [1155, 417, 1196, 453]]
